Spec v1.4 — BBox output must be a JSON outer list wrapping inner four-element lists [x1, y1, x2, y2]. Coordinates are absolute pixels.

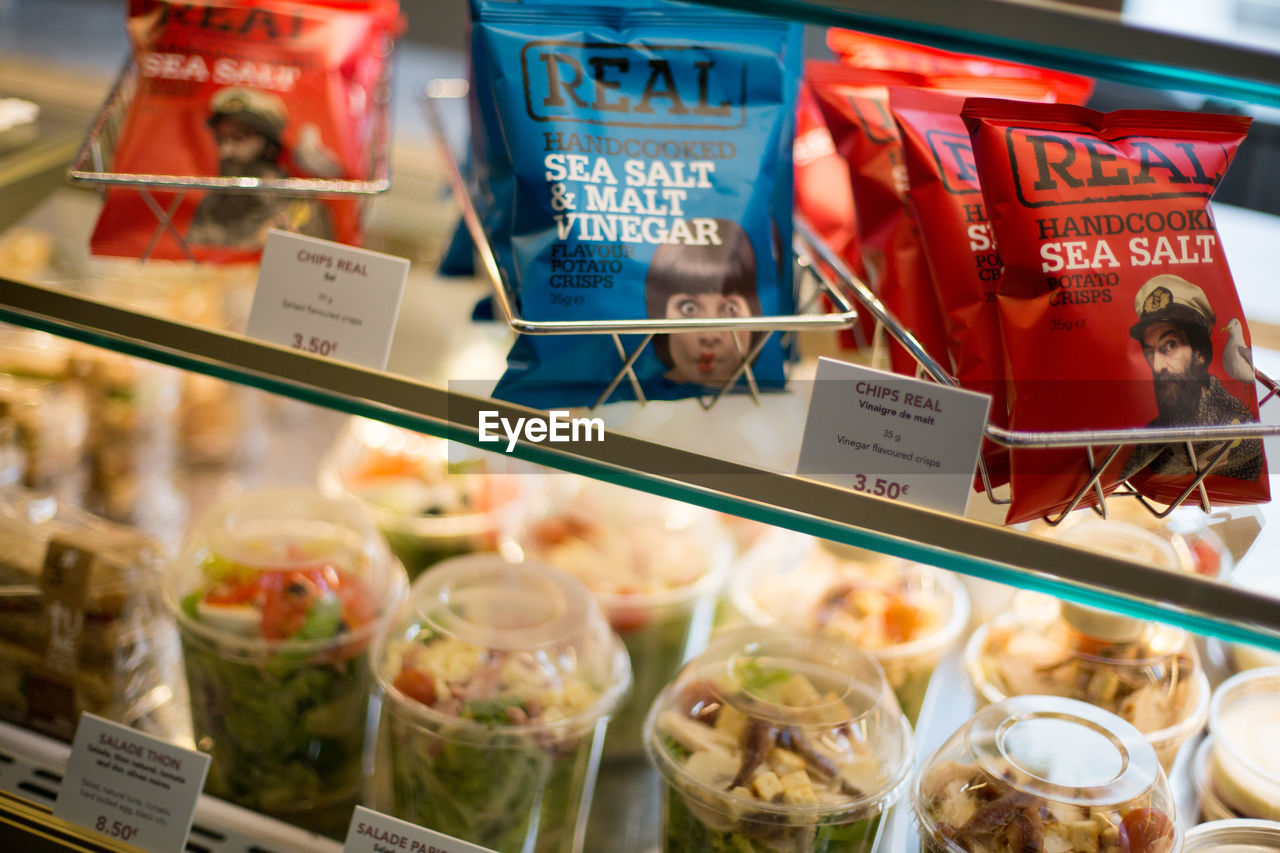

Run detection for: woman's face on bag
[[663, 292, 751, 383]]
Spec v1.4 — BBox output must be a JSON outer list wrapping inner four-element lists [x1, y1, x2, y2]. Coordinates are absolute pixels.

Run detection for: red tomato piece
[[1119, 808, 1173, 853], [393, 666, 437, 706]]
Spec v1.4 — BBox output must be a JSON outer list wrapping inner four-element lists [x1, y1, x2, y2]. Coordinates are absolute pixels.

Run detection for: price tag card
[[796, 357, 991, 515], [344, 806, 497, 853], [246, 229, 410, 371], [54, 713, 211, 852]]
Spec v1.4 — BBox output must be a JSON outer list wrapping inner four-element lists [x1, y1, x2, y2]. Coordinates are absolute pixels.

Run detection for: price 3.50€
[[291, 334, 339, 356]]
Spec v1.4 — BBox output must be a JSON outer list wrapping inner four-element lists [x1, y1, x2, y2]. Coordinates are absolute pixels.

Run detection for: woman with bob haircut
[[644, 218, 765, 387]]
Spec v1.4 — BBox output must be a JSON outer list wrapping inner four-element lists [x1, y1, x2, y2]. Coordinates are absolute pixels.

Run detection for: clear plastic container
[[913, 695, 1181, 853], [373, 553, 631, 853], [1040, 507, 1229, 580], [165, 488, 405, 839], [1191, 737, 1239, 822], [319, 417, 521, 580], [964, 594, 1209, 770], [518, 477, 732, 759], [1200, 668, 1280, 821], [645, 627, 913, 852], [1183, 819, 1280, 851], [732, 532, 969, 725], [0, 485, 179, 743]]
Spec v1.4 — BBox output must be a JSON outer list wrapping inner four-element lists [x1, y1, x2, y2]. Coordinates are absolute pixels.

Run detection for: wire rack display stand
[[421, 87, 860, 412], [796, 216, 1280, 524], [67, 57, 393, 263]]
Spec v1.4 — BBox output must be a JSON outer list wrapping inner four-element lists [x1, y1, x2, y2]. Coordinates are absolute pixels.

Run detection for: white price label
[[54, 713, 210, 852], [344, 806, 498, 853], [246, 229, 409, 371], [796, 358, 991, 515]]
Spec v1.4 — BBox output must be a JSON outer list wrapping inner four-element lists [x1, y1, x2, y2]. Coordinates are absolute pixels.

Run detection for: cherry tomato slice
[[393, 666, 437, 706], [1119, 808, 1173, 853]]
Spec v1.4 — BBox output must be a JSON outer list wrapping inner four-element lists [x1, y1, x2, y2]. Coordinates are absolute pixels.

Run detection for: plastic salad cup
[[373, 554, 631, 853], [519, 478, 731, 759], [1183, 819, 1280, 851], [964, 594, 1209, 771], [732, 532, 968, 725], [1196, 668, 1280, 821], [913, 696, 1181, 853], [165, 488, 405, 839], [645, 627, 913, 852], [319, 417, 521, 580]]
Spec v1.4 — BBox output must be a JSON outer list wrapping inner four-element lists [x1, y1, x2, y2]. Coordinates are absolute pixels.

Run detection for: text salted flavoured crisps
[[472, 1, 801, 407], [91, 0, 400, 262], [963, 100, 1268, 523]]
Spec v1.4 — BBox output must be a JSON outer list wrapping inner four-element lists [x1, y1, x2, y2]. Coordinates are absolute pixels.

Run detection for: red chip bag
[[891, 87, 1013, 489], [890, 79, 1093, 491], [828, 28, 1094, 106], [808, 62, 950, 377], [964, 99, 1268, 523], [794, 82, 870, 349], [811, 64, 1091, 378], [90, 0, 400, 262]]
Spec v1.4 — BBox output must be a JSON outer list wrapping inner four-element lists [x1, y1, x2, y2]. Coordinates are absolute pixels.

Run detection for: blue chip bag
[[469, 0, 802, 407]]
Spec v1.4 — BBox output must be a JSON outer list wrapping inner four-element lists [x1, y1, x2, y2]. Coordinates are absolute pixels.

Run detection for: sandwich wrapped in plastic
[[0, 486, 180, 743]]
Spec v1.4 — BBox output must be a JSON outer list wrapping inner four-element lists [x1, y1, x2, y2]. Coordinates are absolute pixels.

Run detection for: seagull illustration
[[1222, 317, 1255, 384]]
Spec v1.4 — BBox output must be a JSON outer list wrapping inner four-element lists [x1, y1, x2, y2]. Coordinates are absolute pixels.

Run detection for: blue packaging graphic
[[469, 0, 802, 407]]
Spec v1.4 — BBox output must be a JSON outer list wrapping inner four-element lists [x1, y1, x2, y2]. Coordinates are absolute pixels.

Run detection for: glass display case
[[1, 0, 1279, 850]]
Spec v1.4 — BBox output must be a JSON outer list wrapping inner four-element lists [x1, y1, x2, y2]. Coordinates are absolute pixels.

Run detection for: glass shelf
[[2, 273, 1280, 653], [3, 3, 1280, 655], [695, 0, 1280, 106]]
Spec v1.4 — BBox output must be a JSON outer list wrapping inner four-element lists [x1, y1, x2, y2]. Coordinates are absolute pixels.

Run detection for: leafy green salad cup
[[373, 554, 631, 853], [165, 489, 405, 839], [319, 418, 522, 581], [645, 628, 913, 853], [519, 478, 731, 759], [733, 533, 968, 726]]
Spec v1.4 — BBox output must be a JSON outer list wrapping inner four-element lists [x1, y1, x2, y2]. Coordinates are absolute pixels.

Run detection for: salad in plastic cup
[[1195, 668, 1280, 821], [964, 594, 1208, 771], [1183, 819, 1280, 851], [519, 478, 731, 759], [913, 695, 1181, 853], [1039, 509, 1228, 580], [319, 417, 521, 580], [165, 488, 405, 838], [732, 532, 968, 725], [644, 627, 913, 852], [373, 554, 631, 853]]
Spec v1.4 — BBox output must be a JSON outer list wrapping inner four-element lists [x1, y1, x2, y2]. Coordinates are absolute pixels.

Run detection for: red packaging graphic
[[964, 99, 1267, 523], [90, 0, 400, 262], [794, 82, 869, 349]]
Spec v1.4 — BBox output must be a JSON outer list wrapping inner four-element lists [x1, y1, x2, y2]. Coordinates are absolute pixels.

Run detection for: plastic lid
[[1184, 819, 1280, 851], [165, 488, 403, 656], [731, 531, 968, 662], [915, 696, 1180, 852], [1208, 667, 1280, 820], [645, 627, 912, 823], [374, 554, 630, 738], [964, 597, 1208, 754], [1056, 520, 1184, 643], [518, 477, 731, 606], [319, 417, 517, 534]]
